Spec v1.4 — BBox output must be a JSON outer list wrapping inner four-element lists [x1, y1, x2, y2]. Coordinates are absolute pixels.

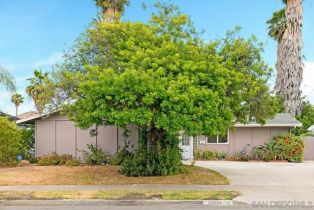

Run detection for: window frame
[[181, 134, 190, 146], [206, 130, 229, 145]]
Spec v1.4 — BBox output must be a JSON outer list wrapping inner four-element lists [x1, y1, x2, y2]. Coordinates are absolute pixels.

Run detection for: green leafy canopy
[[54, 3, 279, 137]]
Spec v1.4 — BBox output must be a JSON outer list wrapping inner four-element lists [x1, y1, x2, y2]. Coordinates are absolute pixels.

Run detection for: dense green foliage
[[252, 134, 304, 162], [0, 117, 21, 166], [292, 102, 314, 136], [19, 127, 36, 163], [50, 3, 281, 176], [83, 144, 108, 165], [38, 153, 76, 166], [122, 132, 182, 176]]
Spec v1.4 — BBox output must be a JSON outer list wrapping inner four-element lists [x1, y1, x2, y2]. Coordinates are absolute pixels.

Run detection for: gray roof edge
[[234, 113, 302, 128]]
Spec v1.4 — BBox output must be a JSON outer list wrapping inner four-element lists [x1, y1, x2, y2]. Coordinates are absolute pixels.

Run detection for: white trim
[[206, 130, 229, 145]]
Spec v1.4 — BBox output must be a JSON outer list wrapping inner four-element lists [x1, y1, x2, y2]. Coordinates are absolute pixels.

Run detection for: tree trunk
[[275, 0, 303, 116], [146, 125, 166, 150], [102, 7, 118, 23], [15, 105, 18, 117]]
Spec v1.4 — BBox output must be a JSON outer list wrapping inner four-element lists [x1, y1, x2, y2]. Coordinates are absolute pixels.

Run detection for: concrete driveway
[[196, 161, 314, 206]]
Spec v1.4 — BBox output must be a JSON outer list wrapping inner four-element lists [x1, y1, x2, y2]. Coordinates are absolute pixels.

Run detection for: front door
[[180, 134, 193, 160]]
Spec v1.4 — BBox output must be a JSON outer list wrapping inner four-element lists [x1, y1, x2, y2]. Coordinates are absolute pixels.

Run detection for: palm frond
[[266, 8, 286, 42], [0, 66, 16, 92]]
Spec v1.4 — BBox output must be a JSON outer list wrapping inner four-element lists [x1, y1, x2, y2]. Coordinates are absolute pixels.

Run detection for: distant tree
[[25, 70, 50, 114], [94, 0, 129, 22], [11, 93, 24, 117], [0, 66, 16, 92], [292, 102, 314, 136], [267, 0, 304, 116]]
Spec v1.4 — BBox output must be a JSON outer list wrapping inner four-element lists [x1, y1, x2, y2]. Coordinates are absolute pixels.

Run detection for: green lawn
[[0, 190, 240, 200]]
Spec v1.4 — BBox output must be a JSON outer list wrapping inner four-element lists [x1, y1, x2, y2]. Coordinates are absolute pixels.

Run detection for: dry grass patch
[[0, 190, 239, 200], [0, 165, 228, 185]]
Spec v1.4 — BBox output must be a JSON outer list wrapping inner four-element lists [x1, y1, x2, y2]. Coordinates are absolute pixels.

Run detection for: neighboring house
[[18, 111, 39, 120], [308, 125, 314, 135], [0, 111, 19, 121], [18, 112, 302, 160], [17, 112, 138, 159]]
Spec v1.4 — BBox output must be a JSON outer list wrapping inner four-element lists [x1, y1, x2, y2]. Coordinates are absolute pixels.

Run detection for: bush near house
[[38, 153, 77, 166], [82, 144, 108, 165], [0, 117, 22, 166], [252, 133, 304, 162], [193, 150, 226, 160], [19, 127, 36, 163]]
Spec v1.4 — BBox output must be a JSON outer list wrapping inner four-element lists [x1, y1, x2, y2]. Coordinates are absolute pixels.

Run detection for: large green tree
[[52, 3, 279, 176], [0, 66, 16, 92]]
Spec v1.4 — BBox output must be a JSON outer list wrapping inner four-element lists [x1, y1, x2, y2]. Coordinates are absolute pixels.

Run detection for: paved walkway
[[196, 161, 314, 205]]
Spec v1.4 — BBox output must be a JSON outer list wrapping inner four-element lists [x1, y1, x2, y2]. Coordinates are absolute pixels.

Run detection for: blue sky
[[0, 0, 313, 115]]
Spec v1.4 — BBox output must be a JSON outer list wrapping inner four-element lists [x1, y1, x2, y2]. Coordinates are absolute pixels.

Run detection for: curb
[[0, 199, 238, 207]]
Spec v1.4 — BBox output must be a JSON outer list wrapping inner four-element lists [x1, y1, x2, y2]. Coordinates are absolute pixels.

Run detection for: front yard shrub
[[38, 153, 74, 166], [83, 144, 108, 165], [225, 152, 250, 161], [108, 144, 133, 166], [193, 150, 226, 160], [252, 134, 304, 162], [0, 117, 22, 166], [273, 134, 304, 162], [65, 159, 81, 166]]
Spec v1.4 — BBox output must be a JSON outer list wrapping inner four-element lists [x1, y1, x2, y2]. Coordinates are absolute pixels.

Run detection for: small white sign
[[203, 200, 234, 206], [199, 140, 206, 144]]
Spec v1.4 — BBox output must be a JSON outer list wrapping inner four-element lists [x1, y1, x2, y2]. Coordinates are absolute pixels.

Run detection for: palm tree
[[0, 66, 16, 92], [26, 70, 49, 114], [267, 0, 303, 116], [11, 93, 24, 117], [94, 0, 129, 23]]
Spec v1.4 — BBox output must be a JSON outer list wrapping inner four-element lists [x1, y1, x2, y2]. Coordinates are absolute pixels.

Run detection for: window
[[181, 134, 190, 146], [193, 136, 198, 151], [206, 131, 229, 144], [207, 136, 217, 144]]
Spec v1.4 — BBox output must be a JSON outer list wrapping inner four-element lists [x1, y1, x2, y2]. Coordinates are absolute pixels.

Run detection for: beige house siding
[[195, 127, 290, 155], [35, 114, 138, 158], [304, 137, 314, 160]]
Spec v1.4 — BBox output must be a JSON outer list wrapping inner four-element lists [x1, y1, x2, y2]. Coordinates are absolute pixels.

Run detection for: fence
[[304, 137, 314, 160]]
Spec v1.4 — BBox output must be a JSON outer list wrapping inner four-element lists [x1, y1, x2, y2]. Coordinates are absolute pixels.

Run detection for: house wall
[[35, 114, 138, 158], [196, 127, 290, 155]]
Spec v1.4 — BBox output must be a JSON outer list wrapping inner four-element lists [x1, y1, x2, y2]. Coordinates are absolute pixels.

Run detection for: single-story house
[[17, 112, 138, 159], [18, 112, 305, 160]]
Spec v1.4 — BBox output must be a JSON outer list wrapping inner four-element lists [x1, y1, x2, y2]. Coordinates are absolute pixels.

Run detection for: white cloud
[[302, 62, 314, 103]]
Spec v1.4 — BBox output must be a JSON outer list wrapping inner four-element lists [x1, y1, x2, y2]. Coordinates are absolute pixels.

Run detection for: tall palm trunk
[[275, 0, 303, 116], [15, 105, 18, 117], [102, 7, 117, 23]]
